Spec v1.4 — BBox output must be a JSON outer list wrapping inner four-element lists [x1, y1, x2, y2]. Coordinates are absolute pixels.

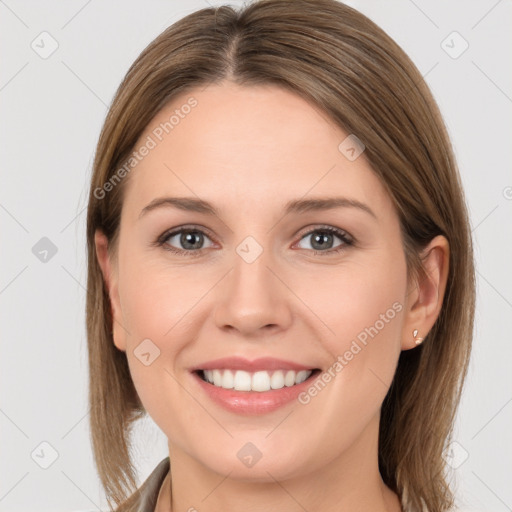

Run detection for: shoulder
[[113, 457, 171, 512]]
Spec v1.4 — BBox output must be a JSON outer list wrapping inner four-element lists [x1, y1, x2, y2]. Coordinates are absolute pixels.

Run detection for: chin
[[191, 440, 316, 483]]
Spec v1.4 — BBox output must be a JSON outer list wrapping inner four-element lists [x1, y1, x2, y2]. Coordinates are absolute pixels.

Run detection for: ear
[[94, 229, 127, 352], [401, 235, 450, 350]]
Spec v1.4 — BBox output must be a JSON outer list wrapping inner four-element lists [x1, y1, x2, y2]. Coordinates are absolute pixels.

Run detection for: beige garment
[[116, 457, 170, 512]]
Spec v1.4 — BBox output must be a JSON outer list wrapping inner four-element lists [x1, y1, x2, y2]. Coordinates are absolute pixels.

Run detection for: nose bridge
[[233, 236, 275, 294], [213, 233, 292, 335]]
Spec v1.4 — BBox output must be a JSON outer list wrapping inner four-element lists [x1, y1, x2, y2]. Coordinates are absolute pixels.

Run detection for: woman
[[85, 0, 475, 510]]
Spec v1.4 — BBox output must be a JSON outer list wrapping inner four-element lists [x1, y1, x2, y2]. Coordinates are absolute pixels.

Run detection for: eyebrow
[[138, 196, 377, 220]]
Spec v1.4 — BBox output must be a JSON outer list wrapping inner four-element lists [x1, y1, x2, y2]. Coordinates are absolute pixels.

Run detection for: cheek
[[303, 251, 406, 408], [120, 250, 207, 343], [299, 252, 405, 345], [329, 276, 404, 363], [117, 247, 234, 426]]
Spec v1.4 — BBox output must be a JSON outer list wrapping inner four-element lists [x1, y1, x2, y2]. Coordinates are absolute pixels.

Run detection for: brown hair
[[85, 1, 476, 510]]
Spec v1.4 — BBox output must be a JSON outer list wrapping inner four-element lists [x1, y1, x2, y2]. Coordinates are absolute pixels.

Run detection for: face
[[97, 81, 414, 481]]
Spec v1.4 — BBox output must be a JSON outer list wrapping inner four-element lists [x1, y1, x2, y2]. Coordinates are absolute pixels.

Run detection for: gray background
[[1, 1, 511, 511]]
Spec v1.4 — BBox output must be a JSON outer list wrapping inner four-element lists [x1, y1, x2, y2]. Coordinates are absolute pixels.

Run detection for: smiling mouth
[[194, 368, 321, 392]]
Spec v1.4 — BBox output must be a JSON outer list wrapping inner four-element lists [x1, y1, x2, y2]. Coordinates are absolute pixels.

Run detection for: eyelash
[[154, 224, 354, 258]]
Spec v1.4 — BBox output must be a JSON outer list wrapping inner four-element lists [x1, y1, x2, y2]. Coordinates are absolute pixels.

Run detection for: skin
[[95, 81, 449, 512]]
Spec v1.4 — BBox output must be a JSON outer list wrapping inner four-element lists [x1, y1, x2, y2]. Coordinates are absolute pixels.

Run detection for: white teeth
[[295, 370, 310, 384], [221, 369, 234, 389], [201, 369, 313, 392], [212, 369, 222, 387], [270, 370, 284, 389], [233, 370, 252, 391], [252, 371, 270, 392], [284, 370, 296, 386]]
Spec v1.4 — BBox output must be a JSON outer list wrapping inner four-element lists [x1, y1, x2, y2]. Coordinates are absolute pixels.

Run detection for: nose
[[213, 246, 293, 338]]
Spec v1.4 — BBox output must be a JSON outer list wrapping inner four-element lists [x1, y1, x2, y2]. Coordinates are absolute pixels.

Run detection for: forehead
[[121, 82, 392, 222]]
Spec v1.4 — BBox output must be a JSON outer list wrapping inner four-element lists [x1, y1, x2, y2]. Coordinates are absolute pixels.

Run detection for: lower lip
[[191, 370, 320, 415]]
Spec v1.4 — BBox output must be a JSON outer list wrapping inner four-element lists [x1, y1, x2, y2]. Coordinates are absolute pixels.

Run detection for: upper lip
[[190, 357, 318, 373]]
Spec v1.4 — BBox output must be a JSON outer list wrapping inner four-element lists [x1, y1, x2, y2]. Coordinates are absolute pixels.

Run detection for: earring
[[413, 329, 424, 345]]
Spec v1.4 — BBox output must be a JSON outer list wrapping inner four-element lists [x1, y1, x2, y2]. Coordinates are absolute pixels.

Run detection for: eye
[[156, 226, 215, 256], [154, 224, 354, 257], [294, 226, 353, 256]]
